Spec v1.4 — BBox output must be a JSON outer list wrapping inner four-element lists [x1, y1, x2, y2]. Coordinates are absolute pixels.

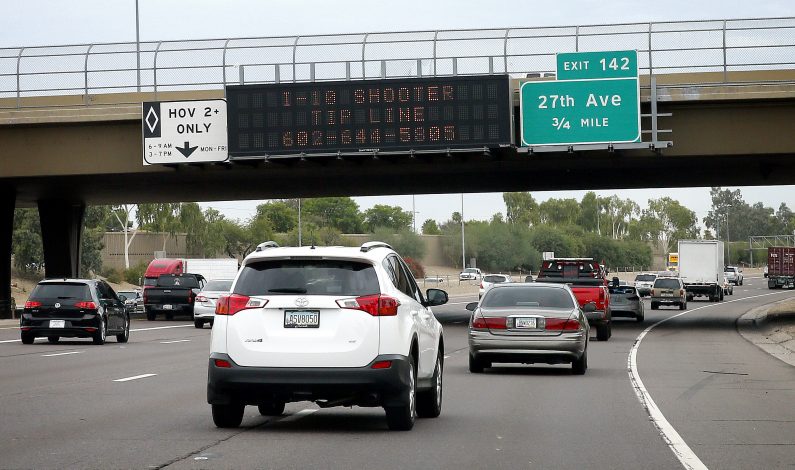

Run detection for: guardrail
[[1, 17, 795, 109]]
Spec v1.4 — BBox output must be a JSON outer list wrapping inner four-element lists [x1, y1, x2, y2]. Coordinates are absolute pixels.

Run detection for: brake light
[[471, 312, 507, 330], [336, 294, 400, 316], [679, 289, 684, 296], [24, 301, 42, 309], [371, 360, 392, 369], [479, 283, 484, 289], [214, 359, 232, 368], [74, 301, 97, 309], [546, 318, 581, 331], [215, 294, 267, 315]]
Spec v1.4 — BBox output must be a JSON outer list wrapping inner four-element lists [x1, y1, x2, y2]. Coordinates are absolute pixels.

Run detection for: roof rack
[[255, 241, 280, 252], [360, 241, 392, 253]]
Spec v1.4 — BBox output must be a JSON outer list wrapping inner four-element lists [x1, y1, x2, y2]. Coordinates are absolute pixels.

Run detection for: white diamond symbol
[[145, 106, 159, 133]]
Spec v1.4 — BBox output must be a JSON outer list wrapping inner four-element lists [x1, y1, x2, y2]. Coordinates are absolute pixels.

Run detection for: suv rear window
[[653, 278, 681, 289], [234, 259, 380, 297], [30, 283, 91, 300], [203, 280, 233, 292], [635, 274, 656, 282], [482, 287, 574, 309], [483, 275, 507, 283]]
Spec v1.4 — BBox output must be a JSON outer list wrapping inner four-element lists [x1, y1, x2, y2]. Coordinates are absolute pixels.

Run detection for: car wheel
[[417, 353, 443, 418], [116, 316, 130, 343], [572, 349, 587, 375], [385, 355, 416, 431], [47, 336, 59, 344], [468, 352, 484, 373], [257, 401, 285, 416], [21, 332, 35, 344], [212, 403, 245, 428], [146, 309, 156, 321], [679, 301, 686, 310], [194, 320, 204, 329], [92, 317, 106, 345], [651, 302, 658, 310], [596, 323, 610, 341], [740, 280, 743, 286]]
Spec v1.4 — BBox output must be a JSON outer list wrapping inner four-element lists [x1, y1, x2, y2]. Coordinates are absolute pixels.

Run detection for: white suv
[[207, 241, 448, 431]]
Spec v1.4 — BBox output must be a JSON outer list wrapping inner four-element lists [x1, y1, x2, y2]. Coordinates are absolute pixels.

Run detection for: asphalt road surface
[[1, 278, 793, 469]]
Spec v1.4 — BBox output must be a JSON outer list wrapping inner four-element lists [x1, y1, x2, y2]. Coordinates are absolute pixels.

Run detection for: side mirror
[[582, 302, 597, 313], [465, 302, 479, 311], [425, 289, 448, 307]]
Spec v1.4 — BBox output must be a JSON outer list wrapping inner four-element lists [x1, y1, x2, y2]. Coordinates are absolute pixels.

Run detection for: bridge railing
[[1, 17, 794, 109]]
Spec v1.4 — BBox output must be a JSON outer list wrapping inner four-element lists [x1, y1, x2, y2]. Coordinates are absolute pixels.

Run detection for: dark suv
[[20, 279, 130, 345]]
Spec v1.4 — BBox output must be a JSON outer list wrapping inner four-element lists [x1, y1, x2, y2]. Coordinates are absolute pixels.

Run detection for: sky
[[3, 1, 795, 228]]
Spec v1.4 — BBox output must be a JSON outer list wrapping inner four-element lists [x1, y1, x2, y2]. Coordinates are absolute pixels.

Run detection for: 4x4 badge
[[295, 297, 309, 308]]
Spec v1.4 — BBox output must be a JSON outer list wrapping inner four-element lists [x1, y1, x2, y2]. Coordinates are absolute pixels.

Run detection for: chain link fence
[[1, 17, 795, 109]]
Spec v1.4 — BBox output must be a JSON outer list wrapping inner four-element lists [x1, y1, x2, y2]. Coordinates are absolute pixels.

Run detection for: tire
[[146, 309, 156, 321], [679, 301, 686, 310], [596, 323, 610, 341], [651, 302, 658, 310], [47, 336, 60, 344], [116, 316, 130, 343], [21, 332, 34, 344], [636, 312, 644, 323], [739, 280, 743, 286], [92, 317, 106, 345], [572, 349, 587, 375], [212, 403, 245, 428], [194, 320, 204, 329], [257, 401, 285, 416], [385, 356, 417, 431], [468, 352, 484, 373], [417, 353, 443, 418]]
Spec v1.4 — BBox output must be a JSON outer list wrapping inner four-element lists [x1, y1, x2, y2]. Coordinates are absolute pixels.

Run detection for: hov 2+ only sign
[[520, 50, 640, 147], [142, 99, 228, 165]]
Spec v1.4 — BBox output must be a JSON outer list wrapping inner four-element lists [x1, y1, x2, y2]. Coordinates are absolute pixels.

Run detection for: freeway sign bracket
[[517, 140, 672, 154]]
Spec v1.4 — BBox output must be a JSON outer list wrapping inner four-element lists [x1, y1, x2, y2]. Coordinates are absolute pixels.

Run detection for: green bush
[[403, 257, 426, 279], [124, 261, 148, 286], [101, 267, 123, 284]]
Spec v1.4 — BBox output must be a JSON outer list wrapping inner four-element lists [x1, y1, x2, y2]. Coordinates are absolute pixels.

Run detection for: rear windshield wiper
[[267, 288, 307, 293]]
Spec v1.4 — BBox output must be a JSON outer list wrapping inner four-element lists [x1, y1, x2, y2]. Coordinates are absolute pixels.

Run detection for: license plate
[[514, 317, 538, 329], [662, 292, 673, 297], [284, 310, 320, 328], [163, 304, 173, 310], [49, 320, 65, 328]]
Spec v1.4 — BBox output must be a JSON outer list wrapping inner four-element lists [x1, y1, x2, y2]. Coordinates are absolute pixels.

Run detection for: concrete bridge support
[[37, 201, 85, 280], [0, 190, 14, 319]]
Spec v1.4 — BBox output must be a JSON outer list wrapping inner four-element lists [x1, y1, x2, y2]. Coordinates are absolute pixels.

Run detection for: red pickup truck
[[535, 258, 612, 341]]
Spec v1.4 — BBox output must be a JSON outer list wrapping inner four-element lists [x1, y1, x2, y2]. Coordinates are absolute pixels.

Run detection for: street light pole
[[135, 0, 141, 92], [461, 193, 465, 269], [412, 194, 416, 233]]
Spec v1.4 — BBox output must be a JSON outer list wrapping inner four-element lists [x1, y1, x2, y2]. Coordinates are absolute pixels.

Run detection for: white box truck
[[678, 240, 725, 302], [181, 258, 239, 281]]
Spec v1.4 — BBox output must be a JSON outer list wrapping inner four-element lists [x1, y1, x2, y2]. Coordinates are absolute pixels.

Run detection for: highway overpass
[[1, 17, 795, 316]]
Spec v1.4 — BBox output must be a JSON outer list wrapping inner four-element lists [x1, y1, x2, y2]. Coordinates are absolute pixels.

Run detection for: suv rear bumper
[[207, 353, 412, 407]]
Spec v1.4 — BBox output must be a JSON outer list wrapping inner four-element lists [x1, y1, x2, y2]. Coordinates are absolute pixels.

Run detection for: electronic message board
[[226, 75, 512, 157]]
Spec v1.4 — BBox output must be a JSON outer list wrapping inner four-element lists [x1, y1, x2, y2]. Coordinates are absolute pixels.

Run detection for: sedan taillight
[[546, 318, 581, 331], [471, 311, 506, 330]]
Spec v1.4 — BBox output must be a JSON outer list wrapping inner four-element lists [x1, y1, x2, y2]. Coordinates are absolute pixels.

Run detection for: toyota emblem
[[295, 297, 309, 308], [54, 303, 61, 308]]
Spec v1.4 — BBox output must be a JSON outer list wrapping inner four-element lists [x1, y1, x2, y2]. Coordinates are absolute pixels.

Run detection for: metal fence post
[[452, 57, 458, 76], [722, 19, 728, 82], [239, 64, 245, 85], [345, 61, 351, 80], [432, 30, 439, 76], [503, 28, 511, 74], [575, 25, 580, 52], [310, 62, 315, 82], [84, 44, 94, 105], [152, 41, 163, 100], [651, 76, 658, 144], [361, 33, 370, 79], [380, 60, 386, 79], [417, 58, 423, 77], [221, 39, 232, 86], [15, 47, 25, 109], [292, 36, 300, 82], [275, 64, 280, 83], [648, 22, 653, 76]]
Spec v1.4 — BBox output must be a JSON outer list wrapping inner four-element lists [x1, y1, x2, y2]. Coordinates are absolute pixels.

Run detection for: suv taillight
[[24, 301, 42, 309], [215, 294, 267, 315], [74, 301, 97, 310], [196, 295, 208, 303], [336, 294, 400, 316]]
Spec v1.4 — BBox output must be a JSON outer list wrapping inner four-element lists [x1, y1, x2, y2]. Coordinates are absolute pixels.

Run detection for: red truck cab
[[535, 258, 612, 341]]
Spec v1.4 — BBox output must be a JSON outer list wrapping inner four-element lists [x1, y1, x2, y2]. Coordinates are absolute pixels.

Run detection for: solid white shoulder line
[[628, 291, 792, 470]]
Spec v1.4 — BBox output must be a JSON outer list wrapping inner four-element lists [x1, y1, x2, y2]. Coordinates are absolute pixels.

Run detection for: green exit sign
[[557, 50, 638, 80], [520, 50, 640, 147]]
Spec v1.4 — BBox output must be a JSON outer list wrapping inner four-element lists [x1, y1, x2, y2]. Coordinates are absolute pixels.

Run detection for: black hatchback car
[[20, 279, 130, 345]]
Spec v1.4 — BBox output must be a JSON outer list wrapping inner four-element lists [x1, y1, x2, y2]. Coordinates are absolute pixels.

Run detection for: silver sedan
[[609, 285, 644, 322], [467, 283, 591, 375], [193, 279, 233, 329]]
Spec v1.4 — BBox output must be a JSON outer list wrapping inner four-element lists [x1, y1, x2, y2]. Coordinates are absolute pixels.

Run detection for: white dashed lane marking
[[41, 351, 83, 357], [113, 373, 157, 382]]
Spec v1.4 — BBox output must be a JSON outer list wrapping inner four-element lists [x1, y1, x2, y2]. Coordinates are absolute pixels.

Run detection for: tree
[[370, 228, 427, 260], [11, 208, 43, 276], [538, 198, 581, 226], [136, 203, 180, 252], [110, 204, 138, 268], [254, 201, 298, 233], [421, 219, 441, 235], [503, 192, 538, 226], [80, 206, 110, 276], [302, 197, 363, 233], [647, 197, 698, 251], [578, 192, 600, 232], [363, 204, 413, 232]]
